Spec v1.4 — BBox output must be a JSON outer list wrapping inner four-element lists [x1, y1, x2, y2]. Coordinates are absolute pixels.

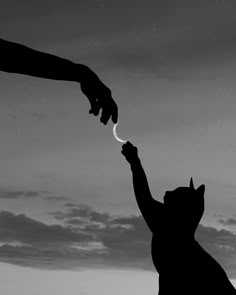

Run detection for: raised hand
[[80, 66, 118, 125], [121, 141, 139, 165]]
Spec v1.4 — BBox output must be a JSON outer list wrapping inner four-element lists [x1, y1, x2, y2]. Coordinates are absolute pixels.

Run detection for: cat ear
[[189, 177, 195, 190], [197, 184, 205, 195]]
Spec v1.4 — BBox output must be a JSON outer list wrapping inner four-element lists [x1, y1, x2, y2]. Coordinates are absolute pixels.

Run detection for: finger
[[88, 98, 97, 114], [111, 102, 118, 124], [89, 107, 100, 116], [89, 106, 99, 116], [100, 104, 111, 125], [99, 94, 114, 125], [99, 92, 118, 124], [89, 100, 101, 116]]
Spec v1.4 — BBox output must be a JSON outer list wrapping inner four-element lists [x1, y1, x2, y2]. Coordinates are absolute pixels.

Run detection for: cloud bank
[[0, 206, 236, 278]]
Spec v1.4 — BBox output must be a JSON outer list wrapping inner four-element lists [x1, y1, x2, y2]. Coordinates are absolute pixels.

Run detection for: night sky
[[1, 0, 236, 293]]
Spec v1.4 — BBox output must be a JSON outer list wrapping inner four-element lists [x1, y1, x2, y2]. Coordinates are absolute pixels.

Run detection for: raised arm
[[0, 38, 118, 125], [121, 142, 164, 232]]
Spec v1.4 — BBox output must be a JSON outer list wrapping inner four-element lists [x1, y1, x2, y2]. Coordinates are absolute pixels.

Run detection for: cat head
[[163, 178, 205, 237]]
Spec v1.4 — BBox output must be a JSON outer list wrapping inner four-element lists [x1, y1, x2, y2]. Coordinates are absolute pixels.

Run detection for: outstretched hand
[[80, 66, 118, 125], [121, 141, 139, 165]]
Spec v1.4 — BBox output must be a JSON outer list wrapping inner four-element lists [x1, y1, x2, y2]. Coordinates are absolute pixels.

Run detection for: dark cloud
[[0, 189, 47, 199], [0, 188, 68, 202], [44, 196, 68, 201], [0, 211, 97, 268], [50, 204, 110, 224], [195, 226, 236, 278], [64, 202, 80, 208], [0, 209, 153, 270], [2, 109, 71, 122], [50, 204, 236, 276], [1, 207, 236, 277], [219, 218, 236, 226], [0, 211, 91, 246], [30, 112, 48, 120]]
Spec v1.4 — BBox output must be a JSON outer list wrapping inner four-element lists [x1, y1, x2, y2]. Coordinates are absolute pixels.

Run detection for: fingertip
[[112, 112, 118, 124], [93, 109, 100, 116], [100, 109, 110, 125], [101, 118, 107, 125], [112, 117, 117, 124], [100, 116, 108, 125]]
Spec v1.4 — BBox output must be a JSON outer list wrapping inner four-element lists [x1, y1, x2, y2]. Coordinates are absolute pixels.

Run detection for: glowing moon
[[113, 123, 127, 143]]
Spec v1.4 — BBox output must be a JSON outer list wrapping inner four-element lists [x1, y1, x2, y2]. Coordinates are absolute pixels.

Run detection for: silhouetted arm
[[122, 142, 164, 232], [0, 38, 118, 124], [130, 158, 164, 230], [0, 38, 86, 81]]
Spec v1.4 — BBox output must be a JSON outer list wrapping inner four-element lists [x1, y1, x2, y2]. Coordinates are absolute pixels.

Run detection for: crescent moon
[[113, 123, 127, 143]]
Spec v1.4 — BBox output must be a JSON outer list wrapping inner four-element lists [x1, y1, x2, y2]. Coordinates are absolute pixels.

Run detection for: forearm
[[130, 158, 163, 231], [0, 38, 88, 82], [130, 158, 155, 211]]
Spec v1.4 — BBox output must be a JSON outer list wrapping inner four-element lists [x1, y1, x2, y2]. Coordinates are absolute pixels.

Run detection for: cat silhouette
[[121, 141, 236, 294], [151, 179, 236, 294]]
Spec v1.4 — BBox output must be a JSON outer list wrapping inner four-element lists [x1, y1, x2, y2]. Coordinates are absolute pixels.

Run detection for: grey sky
[[0, 0, 236, 282]]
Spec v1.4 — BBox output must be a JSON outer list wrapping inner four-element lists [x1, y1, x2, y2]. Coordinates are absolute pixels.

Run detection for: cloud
[[219, 218, 236, 226], [0, 189, 47, 199], [0, 210, 99, 269], [44, 196, 68, 201], [0, 211, 91, 246], [0, 209, 153, 270], [0, 188, 69, 202], [50, 204, 111, 224], [1, 207, 236, 277], [195, 225, 236, 278], [64, 202, 80, 208]]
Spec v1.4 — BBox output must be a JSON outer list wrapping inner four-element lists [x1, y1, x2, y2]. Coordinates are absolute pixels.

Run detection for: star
[[152, 23, 157, 32]]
